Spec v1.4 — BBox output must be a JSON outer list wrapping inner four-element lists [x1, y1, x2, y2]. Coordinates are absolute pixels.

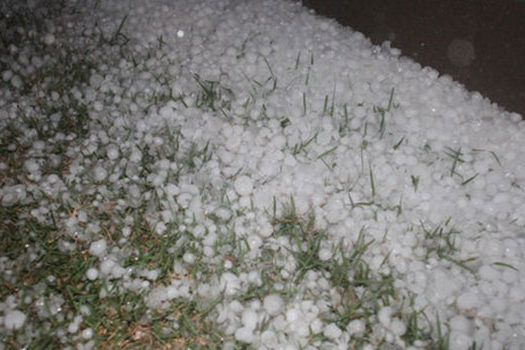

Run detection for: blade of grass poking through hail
[[444, 146, 465, 177], [369, 160, 376, 198], [317, 146, 338, 169], [373, 87, 395, 138]]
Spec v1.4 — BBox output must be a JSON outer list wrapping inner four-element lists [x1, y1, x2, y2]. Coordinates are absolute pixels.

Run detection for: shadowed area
[[302, 0, 525, 118]]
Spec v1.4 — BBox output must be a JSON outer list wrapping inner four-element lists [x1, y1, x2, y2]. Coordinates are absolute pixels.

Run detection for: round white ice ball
[[106, 145, 119, 160], [4, 310, 26, 330], [88, 239, 107, 258], [234, 175, 254, 196], [242, 309, 258, 330], [86, 268, 99, 280], [93, 166, 108, 182], [263, 294, 283, 317]]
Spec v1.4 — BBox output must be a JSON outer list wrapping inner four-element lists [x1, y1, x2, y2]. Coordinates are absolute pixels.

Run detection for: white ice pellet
[[450, 315, 472, 335], [306, 318, 321, 335], [347, 319, 365, 335], [10, 75, 23, 89], [177, 192, 193, 209], [68, 321, 79, 333], [241, 309, 258, 330], [111, 265, 126, 279], [378, 307, 392, 327], [88, 239, 107, 258], [183, 252, 195, 264], [215, 207, 232, 220], [155, 222, 167, 235], [85, 268, 99, 281], [263, 294, 284, 316], [247, 271, 261, 285], [286, 308, 301, 323], [82, 328, 94, 339], [257, 220, 273, 238], [4, 310, 26, 330], [223, 259, 233, 270], [235, 327, 254, 343], [502, 269, 518, 284], [247, 234, 262, 250], [93, 101, 104, 112], [479, 265, 499, 281], [323, 323, 342, 340], [43, 33, 55, 45], [234, 175, 254, 196], [79, 305, 91, 316], [457, 291, 481, 310], [24, 159, 40, 173], [106, 145, 119, 160], [390, 318, 406, 336], [220, 272, 240, 296], [2, 70, 13, 81], [449, 330, 474, 350], [318, 247, 332, 261], [145, 269, 159, 281], [100, 259, 116, 275], [93, 166, 108, 182], [122, 227, 131, 237], [1, 185, 26, 207], [130, 148, 142, 163], [261, 330, 278, 347], [165, 184, 180, 196]]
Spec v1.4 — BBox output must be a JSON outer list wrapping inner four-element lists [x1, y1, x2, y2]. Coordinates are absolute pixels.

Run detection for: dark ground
[[301, 0, 525, 118]]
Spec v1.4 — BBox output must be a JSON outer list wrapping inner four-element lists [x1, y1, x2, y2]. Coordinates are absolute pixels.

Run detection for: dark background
[[301, 0, 525, 118]]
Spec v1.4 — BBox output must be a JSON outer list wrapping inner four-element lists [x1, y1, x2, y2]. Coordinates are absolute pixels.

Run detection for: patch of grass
[[270, 209, 420, 346], [37, 97, 91, 140], [182, 141, 214, 172], [420, 218, 459, 258], [0, 216, 94, 347], [193, 73, 234, 112], [434, 314, 450, 350], [0, 193, 233, 349], [418, 218, 476, 273], [403, 307, 434, 345], [96, 296, 228, 349]]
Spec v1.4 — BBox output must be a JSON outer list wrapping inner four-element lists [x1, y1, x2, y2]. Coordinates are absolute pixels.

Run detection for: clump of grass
[[270, 204, 404, 346], [0, 211, 92, 347], [193, 73, 234, 112], [419, 218, 476, 273], [403, 306, 434, 345], [420, 218, 459, 258], [0, 194, 230, 348]]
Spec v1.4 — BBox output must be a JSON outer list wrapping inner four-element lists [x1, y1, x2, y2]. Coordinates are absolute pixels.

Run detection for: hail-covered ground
[[1, 0, 524, 349]]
